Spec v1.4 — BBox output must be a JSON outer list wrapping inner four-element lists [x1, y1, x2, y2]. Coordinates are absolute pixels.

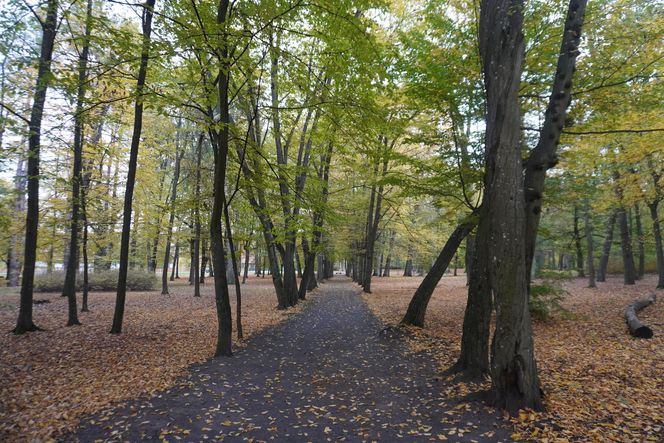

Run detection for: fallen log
[[624, 293, 656, 338]]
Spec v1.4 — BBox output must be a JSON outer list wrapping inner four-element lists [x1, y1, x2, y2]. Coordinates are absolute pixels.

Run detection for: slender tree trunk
[[523, 0, 588, 279], [14, 0, 59, 334], [62, 0, 93, 326], [170, 242, 179, 281], [573, 205, 585, 278], [383, 230, 395, 277], [648, 201, 664, 288], [162, 128, 183, 294], [200, 239, 208, 284], [597, 212, 616, 282], [224, 204, 243, 339], [402, 217, 477, 327], [242, 241, 250, 284], [585, 200, 596, 288], [634, 203, 645, 278], [110, 0, 156, 334], [8, 155, 26, 287], [193, 134, 203, 298], [617, 207, 637, 285], [209, 0, 233, 356]]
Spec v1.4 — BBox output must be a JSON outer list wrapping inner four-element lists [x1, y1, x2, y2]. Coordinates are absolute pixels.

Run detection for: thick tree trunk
[[597, 212, 616, 282], [634, 203, 645, 279], [624, 293, 656, 338], [584, 200, 596, 288], [573, 205, 585, 278], [402, 217, 477, 327], [110, 0, 156, 334], [479, 0, 541, 412], [14, 0, 59, 334], [648, 202, 664, 288]]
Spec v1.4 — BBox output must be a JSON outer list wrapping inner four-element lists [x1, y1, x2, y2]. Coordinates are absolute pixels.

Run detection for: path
[[71, 278, 511, 442]]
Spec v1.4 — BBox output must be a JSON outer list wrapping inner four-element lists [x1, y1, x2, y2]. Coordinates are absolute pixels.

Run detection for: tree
[[13, 0, 59, 334], [110, 0, 156, 334]]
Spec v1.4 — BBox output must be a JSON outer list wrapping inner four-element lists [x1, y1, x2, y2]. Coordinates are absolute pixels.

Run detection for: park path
[[71, 278, 511, 442]]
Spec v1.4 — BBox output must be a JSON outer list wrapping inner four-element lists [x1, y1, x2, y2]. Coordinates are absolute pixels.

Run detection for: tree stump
[[624, 293, 656, 338]]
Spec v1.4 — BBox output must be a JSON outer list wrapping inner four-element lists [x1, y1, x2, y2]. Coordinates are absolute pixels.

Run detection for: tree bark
[[634, 203, 645, 278], [224, 203, 243, 340], [62, 0, 93, 326], [110, 0, 156, 334], [242, 241, 250, 284], [479, 0, 541, 411], [597, 212, 616, 282], [648, 202, 664, 288], [14, 0, 59, 334], [209, 0, 233, 356], [162, 125, 183, 294], [624, 293, 656, 338], [584, 200, 596, 288], [617, 207, 636, 285], [523, 0, 588, 279], [573, 205, 585, 278], [402, 216, 477, 327]]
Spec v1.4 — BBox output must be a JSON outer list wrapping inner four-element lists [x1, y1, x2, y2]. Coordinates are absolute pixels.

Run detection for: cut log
[[624, 293, 656, 339]]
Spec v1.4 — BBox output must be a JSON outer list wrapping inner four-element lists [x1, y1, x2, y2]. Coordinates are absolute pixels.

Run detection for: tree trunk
[[597, 212, 616, 282], [523, 0, 588, 280], [14, 0, 59, 334], [573, 205, 585, 278], [624, 293, 656, 338], [634, 203, 645, 279], [648, 202, 664, 288], [208, 0, 233, 357], [193, 134, 203, 297], [480, 0, 541, 412], [110, 0, 156, 334], [584, 200, 596, 288], [62, 0, 93, 326], [402, 217, 477, 327], [8, 155, 26, 287], [162, 128, 183, 294], [242, 241, 250, 284], [224, 203, 243, 340], [617, 206, 636, 285], [200, 239, 208, 284], [170, 242, 179, 281]]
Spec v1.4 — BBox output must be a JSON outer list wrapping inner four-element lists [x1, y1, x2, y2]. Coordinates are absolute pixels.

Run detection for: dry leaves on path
[[0, 277, 310, 442], [364, 274, 664, 442]]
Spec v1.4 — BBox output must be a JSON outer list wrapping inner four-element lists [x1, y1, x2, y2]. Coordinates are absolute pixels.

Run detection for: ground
[[0, 273, 662, 442], [365, 274, 664, 442], [0, 277, 306, 441]]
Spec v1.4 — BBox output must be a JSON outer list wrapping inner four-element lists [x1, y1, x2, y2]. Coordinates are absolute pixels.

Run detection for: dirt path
[[71, 278, 511, 442]]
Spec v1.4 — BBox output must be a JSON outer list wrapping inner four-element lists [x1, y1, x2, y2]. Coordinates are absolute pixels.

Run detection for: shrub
[[33, 270, 157, 292], [538, 269, 576, 280], [529, 280, 568, 322]]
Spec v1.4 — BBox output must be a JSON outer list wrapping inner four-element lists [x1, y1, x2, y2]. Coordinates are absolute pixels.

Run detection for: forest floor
[[0, 277, 308, 441], [365, 274, 664, 442], [70, 277, 511, 442], [1, 274, 661, 442]]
